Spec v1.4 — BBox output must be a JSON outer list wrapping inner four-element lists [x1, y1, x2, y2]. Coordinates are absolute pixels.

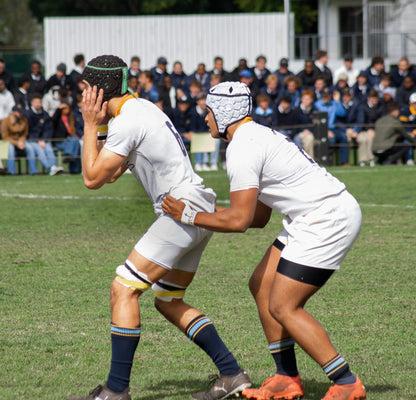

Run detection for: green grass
[[0, 166, 415, 400]]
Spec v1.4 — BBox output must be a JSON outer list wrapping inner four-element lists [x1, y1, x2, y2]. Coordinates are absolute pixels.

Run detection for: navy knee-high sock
[[106, 323, 141, 393], [322, 354, 356, 385], [269, 338, 299, 377], [185, 314, 240, 376]]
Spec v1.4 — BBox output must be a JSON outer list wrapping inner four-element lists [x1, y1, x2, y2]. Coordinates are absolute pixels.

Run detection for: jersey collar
[[235, 116, 253, 130], [115, 94, 136, 117]]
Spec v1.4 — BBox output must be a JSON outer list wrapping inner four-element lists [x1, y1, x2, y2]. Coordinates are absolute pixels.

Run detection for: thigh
[[134, 215, 212, 274], [250, 240, 282, 297]]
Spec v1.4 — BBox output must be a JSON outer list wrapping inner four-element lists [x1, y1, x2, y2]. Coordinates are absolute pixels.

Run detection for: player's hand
[[82, 84, 108, 129], [162, 195, 186, 222]]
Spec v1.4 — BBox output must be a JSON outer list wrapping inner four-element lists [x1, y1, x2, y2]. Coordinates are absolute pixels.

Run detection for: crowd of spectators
[[1, 50, 416, 175]]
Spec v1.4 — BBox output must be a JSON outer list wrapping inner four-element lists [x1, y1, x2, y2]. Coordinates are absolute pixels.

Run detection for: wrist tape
[[181, 203, 197, 226]]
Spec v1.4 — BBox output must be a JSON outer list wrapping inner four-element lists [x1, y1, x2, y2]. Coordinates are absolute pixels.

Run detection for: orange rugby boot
[[321, 376, 366, 400], [242, 373, 304, 400]]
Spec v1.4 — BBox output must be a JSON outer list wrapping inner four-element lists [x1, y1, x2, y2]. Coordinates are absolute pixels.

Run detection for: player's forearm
[[194, 208, 252, 233], [82, 124, 102, 188]]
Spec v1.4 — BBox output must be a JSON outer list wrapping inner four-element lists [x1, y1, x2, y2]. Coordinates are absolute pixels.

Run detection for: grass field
[[0, 166, 415, 400]]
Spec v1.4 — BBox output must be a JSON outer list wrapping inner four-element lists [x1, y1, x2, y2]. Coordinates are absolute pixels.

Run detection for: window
[[339, 7, 363, 58]]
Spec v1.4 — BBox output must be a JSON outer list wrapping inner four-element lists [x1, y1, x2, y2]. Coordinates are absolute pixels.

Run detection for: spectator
[[313, 75, 327, 101], [51, 101, 81, 174], [0, 77, 16, 134], [69, 54, 86, 87], [13, 76, 31, 111], [188, 63, 210, 93], [190, 93, 218, 171], [399, 92, 416, 165], [251, 55, 271, 91], [127, 75, 139, 96], [399, 92, 416, 131], [157, 75, 175, 119], [252, 93, 276, 128], [274, 57, 294, 90], [373, 102, 416, 164], [382, 87, 396, 110], [171, 95, 193, 149], [351, 70, 370, 104], [334, 53, 359, 88], [170, 61, 189, 97], [296, 89, 317, 159], [150, 56, 169, 88], [46, 62, 75, 94], [282, 75, 302, 108], [20, 60, 47, 96], [24, 93, 63, 175], [209, 56, 228, 81], [333, 73, 349, 97], [339, 89, 373, 167], [43, 85, 70, 117], [0, 58, 15, 92], [363, 89, 386, 129], [139, 70, 160, 104], [1, 105, 33, 175], [73, 93, 84, 139], [391, 57, 416, 88], [229, 58, 249, 81], [395, 75, 416, 109], [313, 49, 333, 86], [209, 73, 222, 91], [260, 74, 281, 106], [365, 56, 385, 89], [275, 95, 303, 149], [375, 73, 396, 101], [128, 55, 141, 79], [297, 59, 319, 90], [240, 69, 259, 106], [71, 75, 87, 106], [188, 79, 203, 107], [314, 86, 349, 165]]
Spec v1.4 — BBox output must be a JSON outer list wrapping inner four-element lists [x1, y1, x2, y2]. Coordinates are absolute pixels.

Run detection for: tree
[[0, 0, 42, 46], [234, 0, 318, 34]]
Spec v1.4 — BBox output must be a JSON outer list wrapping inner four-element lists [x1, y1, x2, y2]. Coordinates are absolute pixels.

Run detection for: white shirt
[[226, 121, 345, 219], [104, 97, 216, 216], [0, 89, 15, 120], [334, 65, 359, 87]]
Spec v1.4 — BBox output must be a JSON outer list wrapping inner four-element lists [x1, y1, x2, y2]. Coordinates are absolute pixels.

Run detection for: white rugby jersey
[[104, 97, 216, 216], [226, 120, 346, 219]]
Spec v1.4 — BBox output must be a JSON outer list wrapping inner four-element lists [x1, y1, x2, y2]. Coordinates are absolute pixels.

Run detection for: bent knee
[[154, 296, 184, 315], [268, 299, 295, 324], [110, 278, 139, 301]]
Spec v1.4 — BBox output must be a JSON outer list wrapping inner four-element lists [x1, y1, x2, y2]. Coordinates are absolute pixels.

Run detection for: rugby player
[[162, 81, 367, 400], [67, 56, 251, 400]]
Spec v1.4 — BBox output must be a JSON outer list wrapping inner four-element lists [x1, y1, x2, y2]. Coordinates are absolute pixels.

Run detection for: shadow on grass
[[135, 378, 203, 400], [135, 378, 398, 400], [301, 379, 397, 398]]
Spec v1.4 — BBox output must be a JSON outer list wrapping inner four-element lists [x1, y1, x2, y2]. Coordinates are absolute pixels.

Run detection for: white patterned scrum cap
[[206, 81, 252, 136]]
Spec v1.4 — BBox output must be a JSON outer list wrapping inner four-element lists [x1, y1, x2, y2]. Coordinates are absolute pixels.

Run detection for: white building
[[312, 0, 416, 71], [43, 2, 416, 78]]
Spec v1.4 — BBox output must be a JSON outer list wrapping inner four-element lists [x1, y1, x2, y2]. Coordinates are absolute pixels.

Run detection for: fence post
[[312, 111, 331, 166]]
